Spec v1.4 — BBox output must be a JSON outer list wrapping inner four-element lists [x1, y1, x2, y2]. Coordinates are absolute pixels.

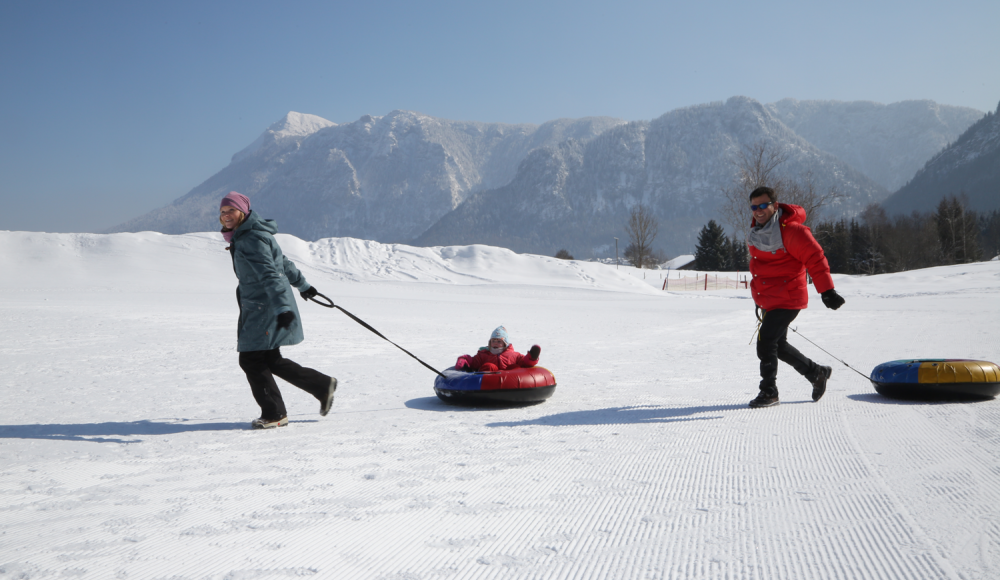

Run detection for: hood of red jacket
[[778, 203, 806, 226]]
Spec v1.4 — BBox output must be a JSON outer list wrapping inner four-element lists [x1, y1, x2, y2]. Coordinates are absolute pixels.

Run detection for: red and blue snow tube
[[434, 366, 557, 405], [870, 359, 1000, 399]]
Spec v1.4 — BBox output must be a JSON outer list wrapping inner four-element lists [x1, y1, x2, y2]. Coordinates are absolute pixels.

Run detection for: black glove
[[821, 289, 845, 310], [528, 345, 541, 361], [276, 311, 296, 330], [300, 286, 318, 301]]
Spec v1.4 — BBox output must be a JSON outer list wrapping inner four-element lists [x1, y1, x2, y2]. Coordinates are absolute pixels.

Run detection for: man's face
[[750, 195, 777, 226]]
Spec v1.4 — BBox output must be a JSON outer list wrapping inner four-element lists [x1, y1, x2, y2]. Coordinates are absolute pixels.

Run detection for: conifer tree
[[694, 220, 728, 271], [849, 219, 873, 274], [826, 219, 852, 274], [979, 210, 1000, 260], [725, 235, 749, 271]]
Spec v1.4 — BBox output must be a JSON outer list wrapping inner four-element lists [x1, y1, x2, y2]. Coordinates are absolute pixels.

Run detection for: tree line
[[811, 197, 999, 275], [559, 140, 999, 274], [693, 220, 749, 271], [692, 140, 1000, 274], [697, 194, 999, 274]]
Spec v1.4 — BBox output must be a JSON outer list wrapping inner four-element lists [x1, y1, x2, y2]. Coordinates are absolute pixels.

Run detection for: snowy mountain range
[[882, 101, 1000, 214], [108, 111, 625, 243], [765, 99, 983, 192], [417, 97, 901, 255], [108, 97, 983, 257]]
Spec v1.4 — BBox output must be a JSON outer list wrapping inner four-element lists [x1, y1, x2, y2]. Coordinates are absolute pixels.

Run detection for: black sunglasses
[[750, 201, 775, 211]]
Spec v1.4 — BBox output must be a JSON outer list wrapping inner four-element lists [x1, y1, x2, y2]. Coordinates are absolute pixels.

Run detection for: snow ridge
[[232, 111, 337, 164]]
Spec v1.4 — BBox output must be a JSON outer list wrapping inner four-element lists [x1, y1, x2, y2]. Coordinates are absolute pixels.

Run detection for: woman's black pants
[[757, 308, 818, 397], [239, 348, 331, 419]]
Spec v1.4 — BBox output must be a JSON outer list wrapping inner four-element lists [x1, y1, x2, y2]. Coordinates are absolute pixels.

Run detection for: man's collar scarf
[[748, 207, 784, 252]]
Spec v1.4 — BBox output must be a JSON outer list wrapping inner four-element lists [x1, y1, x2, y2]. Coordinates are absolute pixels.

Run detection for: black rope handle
[[307, 293, 335, 308], [748, 305, 763, 345], [308, 293, 445, 378]]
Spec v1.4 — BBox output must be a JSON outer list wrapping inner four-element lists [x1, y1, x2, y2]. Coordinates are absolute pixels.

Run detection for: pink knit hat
[[220, 191, 250, 214]]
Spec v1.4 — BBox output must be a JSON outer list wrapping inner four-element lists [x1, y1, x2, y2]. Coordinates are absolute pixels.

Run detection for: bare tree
[[781, 171, 842, 228], [624, 204, 659, 269], [880, 212, 940, 272], [936, 194, 981, 264], [719, 141, 784, 236], [719, 141, 842, 236]]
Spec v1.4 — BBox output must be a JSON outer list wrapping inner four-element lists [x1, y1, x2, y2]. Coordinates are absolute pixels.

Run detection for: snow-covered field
[[1, 230, 999, 580]]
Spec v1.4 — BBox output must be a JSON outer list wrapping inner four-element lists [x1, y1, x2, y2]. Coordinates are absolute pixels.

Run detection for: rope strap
[[750, 307, 868, 381], [308, 293, 445, 378], [789, 326, 870, 380]]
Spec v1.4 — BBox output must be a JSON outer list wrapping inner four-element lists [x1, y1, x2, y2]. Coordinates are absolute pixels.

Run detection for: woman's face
[[220, 206, 244, 230]]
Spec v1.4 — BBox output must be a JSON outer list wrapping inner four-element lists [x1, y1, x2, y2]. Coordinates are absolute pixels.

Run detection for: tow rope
[[307, 292, 445, 378], [751, 306, 868, 380], [789, 326, 870, 380]]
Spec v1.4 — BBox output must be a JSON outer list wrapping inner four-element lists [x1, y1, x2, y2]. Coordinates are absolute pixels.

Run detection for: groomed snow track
[[1, 232, 998, 579]]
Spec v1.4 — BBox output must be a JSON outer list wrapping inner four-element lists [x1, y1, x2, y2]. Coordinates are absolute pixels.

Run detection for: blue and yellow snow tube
[[870, 359, 1000, 399], [434, 366, 556, 405]]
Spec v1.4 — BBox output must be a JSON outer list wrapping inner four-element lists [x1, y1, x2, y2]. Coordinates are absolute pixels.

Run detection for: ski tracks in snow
[[5, 393, 996, 579], [2, 246, 999, 579]]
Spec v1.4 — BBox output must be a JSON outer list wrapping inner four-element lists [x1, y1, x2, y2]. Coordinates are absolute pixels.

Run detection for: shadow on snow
[[405, 398, 822, 425], [0, 419, 250, 443], [847, 393, 995, 405], [488, 403, 752, 427], [404, 397, 545, 412]]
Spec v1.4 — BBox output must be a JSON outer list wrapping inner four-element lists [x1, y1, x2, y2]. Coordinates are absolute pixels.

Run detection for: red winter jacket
[[456, 344, 538, 371], [748, 204, 835, 311]]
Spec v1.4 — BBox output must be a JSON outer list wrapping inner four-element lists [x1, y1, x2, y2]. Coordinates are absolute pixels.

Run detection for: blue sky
[[2, 0, 998, 233]]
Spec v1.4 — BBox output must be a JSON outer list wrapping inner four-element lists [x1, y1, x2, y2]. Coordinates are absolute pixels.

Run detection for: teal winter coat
[[228, 211, 312, 352]]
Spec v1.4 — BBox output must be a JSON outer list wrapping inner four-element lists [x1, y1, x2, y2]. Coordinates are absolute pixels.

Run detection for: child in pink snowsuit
[[455, 325, 541, 372]]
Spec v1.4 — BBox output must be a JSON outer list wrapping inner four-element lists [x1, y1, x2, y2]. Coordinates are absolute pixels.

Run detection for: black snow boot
[[251, 416, 288, 429], [749, 392, 780, 408], [320, 378, 338, 417], [809, 366, 832, 402]]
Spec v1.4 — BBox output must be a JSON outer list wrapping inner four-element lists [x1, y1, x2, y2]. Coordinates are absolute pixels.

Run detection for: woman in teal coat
[[221, 192, 337, 429]]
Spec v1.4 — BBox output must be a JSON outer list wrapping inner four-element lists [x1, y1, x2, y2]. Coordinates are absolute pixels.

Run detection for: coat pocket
[[752, 277, 791, 303], [240, 300, 268, 335]]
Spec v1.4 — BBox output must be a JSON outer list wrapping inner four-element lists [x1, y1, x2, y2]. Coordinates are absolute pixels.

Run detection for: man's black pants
[[239, 348, 331, 420], [757, 308, 818, 397]]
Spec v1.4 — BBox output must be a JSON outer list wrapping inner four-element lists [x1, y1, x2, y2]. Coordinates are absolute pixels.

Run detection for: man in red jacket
[[747, 186, 845, 408]]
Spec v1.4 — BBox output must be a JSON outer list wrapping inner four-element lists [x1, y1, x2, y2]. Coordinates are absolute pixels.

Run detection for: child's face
[[489, 338, 506, 349]]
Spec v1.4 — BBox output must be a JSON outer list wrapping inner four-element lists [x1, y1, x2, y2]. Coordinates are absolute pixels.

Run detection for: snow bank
[[0, 231, 662, 295], [1, 231, 999, 580]]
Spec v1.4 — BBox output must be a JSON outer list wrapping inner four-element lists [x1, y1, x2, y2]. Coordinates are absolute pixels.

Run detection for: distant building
[[666, 255, 696, 270]]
